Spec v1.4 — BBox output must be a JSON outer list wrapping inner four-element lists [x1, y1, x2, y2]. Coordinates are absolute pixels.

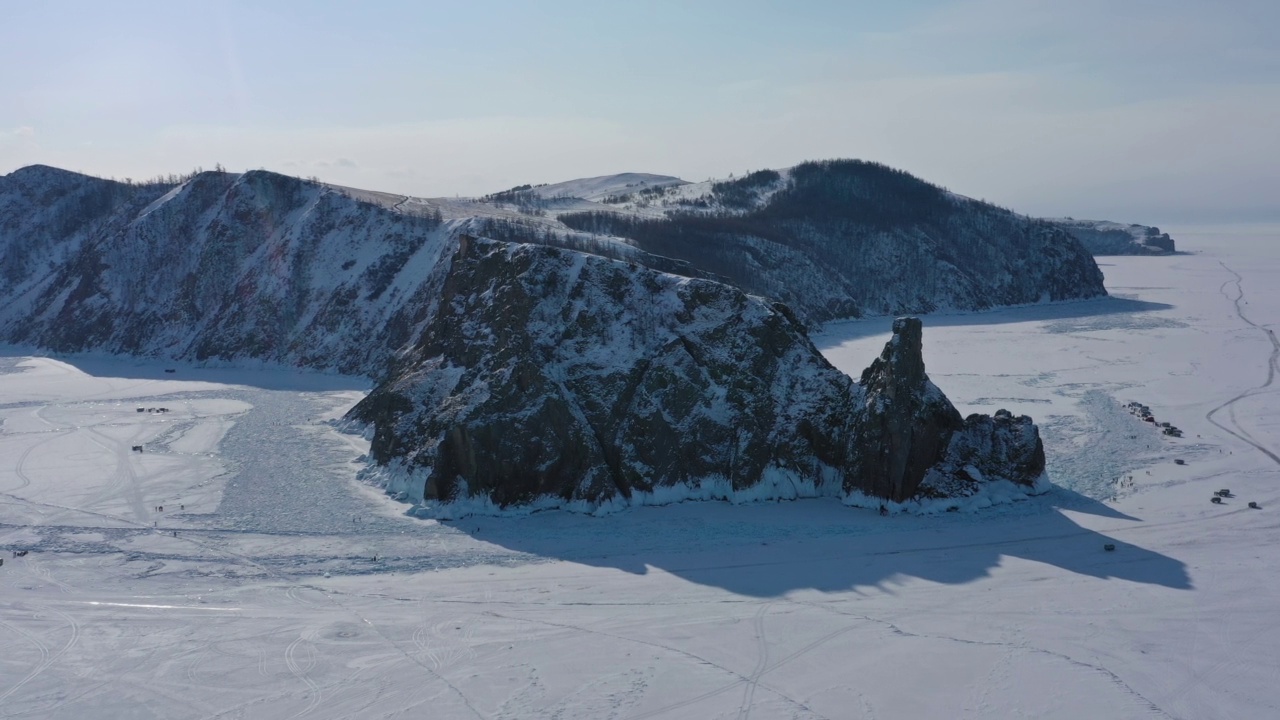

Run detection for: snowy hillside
[[0, 165, 173, 313], [1050, 218, 1177, 255], [471, 161, 1110, 324], [0, 168, 460, 374], [0, 162, 1112, 369]]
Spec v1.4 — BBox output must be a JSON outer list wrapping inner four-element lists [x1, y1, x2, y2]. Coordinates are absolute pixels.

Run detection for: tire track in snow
[[738, 603, 772, 720], [1206, 263, 1280, 467], [3, 424, 152, 595], [22, 554, 73, 594], [84, 426, 151, 523], [144, 536, 486, 720], [284, 585, 319, 608], [0, 389, 475, 718], [486, 608, 833, 720], [0, 608, 81, 712], [0, 406, 95, 593], [189, 647, 401, 720], [795, 599, 1178, 720], [0, 480, 485, 720], [1, 403, 139, 554], [0, 612, 51, 702], [283, 628, 322, 718], [3, 405, 71, 494], [0, 679, 111, 720], [7, 433, 59, 494], [302, 649, 401, 720], [183, 644, 212, 687], [412, 619, 474, 670], [1158, 604, 1280, 714]]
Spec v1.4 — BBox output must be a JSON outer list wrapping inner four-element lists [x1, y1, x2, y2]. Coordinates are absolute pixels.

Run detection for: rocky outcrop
[[847, 317, 965, 502], [1049, 218, 1176, 255], [920, 410, 1047, 499], [348, 239, 1046, 512], [349, 235, 859, 508], [846, 317, 1046, 502]]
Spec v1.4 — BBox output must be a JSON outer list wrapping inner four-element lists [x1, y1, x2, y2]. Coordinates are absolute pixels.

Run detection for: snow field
[[0, 231, 1277, 718]]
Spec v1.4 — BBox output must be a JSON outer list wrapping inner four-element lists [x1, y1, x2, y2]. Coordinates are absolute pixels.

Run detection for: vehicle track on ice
[[3, 405, 66, 494], [25, 500, 489, 720], [1206, 262, 1280, 467], [0, 461, 482, 720], [283, 628, 321, 718], [794, 600, 1178, 720], [0, 607, 81, 712], [738, 603, 772, 720], [484, 608, 834, 720]]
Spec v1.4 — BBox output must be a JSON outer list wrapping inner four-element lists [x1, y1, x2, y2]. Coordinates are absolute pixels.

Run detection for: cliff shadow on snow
[[434, 488, 1192, 597]]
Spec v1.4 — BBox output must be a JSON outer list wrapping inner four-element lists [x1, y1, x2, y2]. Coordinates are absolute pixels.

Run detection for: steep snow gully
[[1206, 262, 1280, 466]]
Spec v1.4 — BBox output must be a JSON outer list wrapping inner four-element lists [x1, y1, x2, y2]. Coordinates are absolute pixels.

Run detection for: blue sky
[[3, 1, 1277, 224]]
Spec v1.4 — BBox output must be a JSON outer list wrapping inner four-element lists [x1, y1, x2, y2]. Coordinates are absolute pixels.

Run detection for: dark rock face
[[1143, 231, 1176, 253], [349, 239, 1047, 511], [349, 236, 859, 507], [845, 317, 1045, 503], [920, 410, 1047, 499], [847, 317, 964, 502], [1051, 218, 1176, 256]]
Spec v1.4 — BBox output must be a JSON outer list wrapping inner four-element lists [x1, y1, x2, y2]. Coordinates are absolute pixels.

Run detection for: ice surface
[[1, 231, 1278, 718]]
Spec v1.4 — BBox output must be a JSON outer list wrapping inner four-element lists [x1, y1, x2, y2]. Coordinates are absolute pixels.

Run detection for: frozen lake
[[1, 230, 1278, 719]]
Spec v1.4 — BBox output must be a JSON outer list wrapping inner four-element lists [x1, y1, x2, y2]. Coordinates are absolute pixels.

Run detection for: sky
[[3, 0, 1278, 225]]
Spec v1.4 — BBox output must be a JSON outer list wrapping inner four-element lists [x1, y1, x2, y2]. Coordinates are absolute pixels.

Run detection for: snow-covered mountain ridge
[[470, 160, 1110, 324], [0, 165, 456, 373], [0, 160, 1112, 370], [0, 162, 1073, 504]]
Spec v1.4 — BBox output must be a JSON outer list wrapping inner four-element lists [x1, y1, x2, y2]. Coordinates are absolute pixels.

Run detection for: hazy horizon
[[4, 0, 1277, 225]]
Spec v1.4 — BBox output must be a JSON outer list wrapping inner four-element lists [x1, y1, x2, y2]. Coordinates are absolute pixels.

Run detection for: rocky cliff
[[1049, 218, 1176, 255], [849, 317, 1045, 502], [848, 317, 965, 502], [347, 239, 1046, 513], [348, 235, 859, 508]]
